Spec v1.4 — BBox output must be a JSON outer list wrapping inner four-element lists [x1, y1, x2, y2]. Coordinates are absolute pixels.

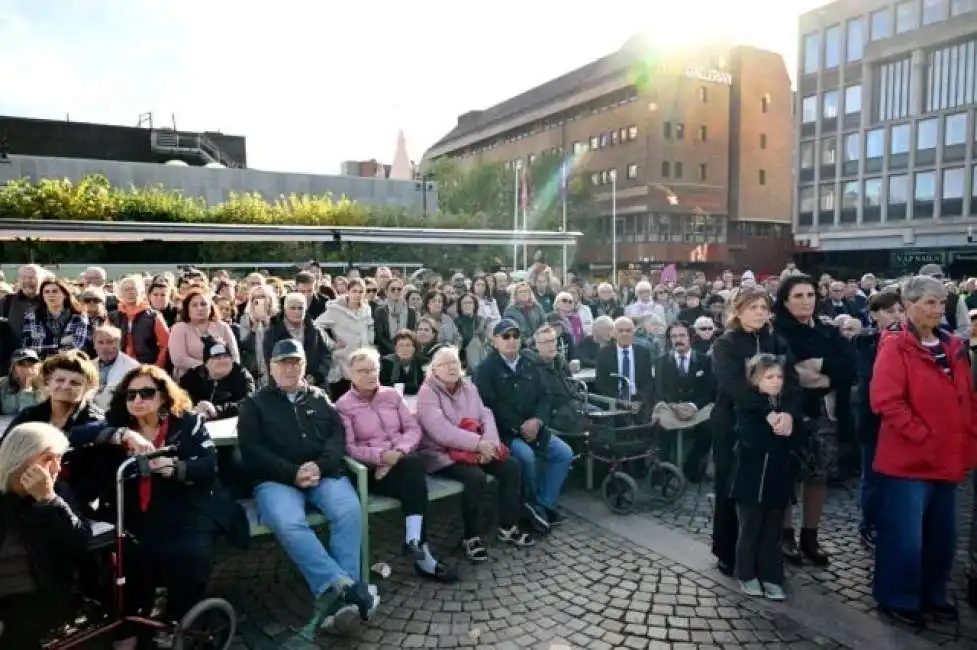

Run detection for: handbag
[[448, 418, 510, 465]]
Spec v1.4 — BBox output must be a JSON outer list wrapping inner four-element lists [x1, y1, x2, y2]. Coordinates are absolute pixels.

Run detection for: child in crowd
[[729, 353, 797, 601]]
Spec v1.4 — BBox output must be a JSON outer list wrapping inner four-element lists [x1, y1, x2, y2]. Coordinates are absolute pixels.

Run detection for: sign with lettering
[[891, 250, 945, 268], [685, 68, 733, 85]]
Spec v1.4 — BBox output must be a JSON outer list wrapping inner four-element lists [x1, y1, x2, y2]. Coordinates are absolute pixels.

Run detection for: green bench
[[239, 457, 490, 582]]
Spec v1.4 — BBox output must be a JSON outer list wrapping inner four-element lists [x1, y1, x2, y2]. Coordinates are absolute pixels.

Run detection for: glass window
[[844, 133, 861, 161], [802, 96, 818, 123], [896, 1, 919, 33], [800, 186, 816, 212], [698, 164, 707, 181], [820, 184, 836, 211], [844, 85, 862, 115], [946, 113, 968, 145], [974, 166, 977, 197], [821, 137, 838, 165], [824, 25, 841, 68], [917, 118, 939, 149], [675, 124, 685, 140], [823, 91, 839, 119], [944, 167, 965, 198], [589, 136, 599, 150], [662, 161, 670, 177], [842, 181, 860, 209], [915, 171, 936, 200], [800, 142, 815, 169], [864, 178, 883, 206], [952, 0, 977, 16], [628, 125, 638, 140], [866, 128, 884, 157], [627, 163, 638, 180], [803, 32, 820, 74], [846, 18, 864, 62], [871, 8, 891, 40], [923, 0, 948, 24], [891, 123, 911, 154], [759, 169, 766, 185], [889, 175, 910, 203], [675, 161, 683, 178]]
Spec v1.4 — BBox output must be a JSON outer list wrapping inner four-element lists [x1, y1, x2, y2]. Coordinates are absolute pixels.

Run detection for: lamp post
[[513, 161, 521, 269], [610, 169, 618, 283]]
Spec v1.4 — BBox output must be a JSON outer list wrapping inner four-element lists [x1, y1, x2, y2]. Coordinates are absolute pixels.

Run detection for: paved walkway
[[212, 499, 850, 649], [628, 475, 976, 648]]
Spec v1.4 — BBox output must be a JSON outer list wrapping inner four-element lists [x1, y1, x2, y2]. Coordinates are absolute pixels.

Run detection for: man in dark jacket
[[179, 338, 256, 421], [527, 325, 589, 434], [474, 319, 573, 532], [0, 264, 43, 339], [237, 339, 376, 637]]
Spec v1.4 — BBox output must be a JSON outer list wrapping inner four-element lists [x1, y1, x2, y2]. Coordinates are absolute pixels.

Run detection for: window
[[847, 18, 864, 62], [896, 1, 919, 33], [918, 118, 939, 148], [759, 169, 767, 185], [871, 8, 891, 40], [800, 142, 815, 169], [663, 122, 672, 138], [601, 170, 608, 185], [875, 57, 912, 121], [864, 178, 883, 221], [760, 133, 767, 149], [799, 186, 815, 225], [844, 133, 861, 161], [946, 113, 968, 145], [974, 166, 977, 198], [821, 137, 838, 166], [925, 38, 977, 111], [698, 125, 708, 141], [889, 174, 909, 219], [841, 181, 860, 222], [844, 85, 862, 115], [675, 123, 685, 140], [866, 128, 884, 158], [528, 154, 537, 166], [628, 125, 638, 140], [802, 95, 818, 123], [803, 31, 820, 74], [820, 184, 836, 212], [674, 162, 684, 178], [589, 135, 599, 150], [891, 123, 911, 154], [923, 0, 948, 24], [599, 133, 609, 148], [943, 167, 965, 215], [698, 164, 707, 181], [823, 91, 839, 120], [627, 163, 638, 180], [699, 86, 708, 103], [662, 161, 671, 177], [825, 25, 841, 68], [953, 0, 977, 15], [611, 130, 619, 145], [914, 171, 936, 218], [761, 94, 771, 113], [591, 172, 600, 186]]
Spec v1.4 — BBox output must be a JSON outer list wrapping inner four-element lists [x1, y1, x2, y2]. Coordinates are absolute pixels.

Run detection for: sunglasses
[[83, 298, 104, 304], [696, 326, 715, 331], [366, 288, 378, 294], [499, 331, 520, 340], [125, 387, 159, 402]]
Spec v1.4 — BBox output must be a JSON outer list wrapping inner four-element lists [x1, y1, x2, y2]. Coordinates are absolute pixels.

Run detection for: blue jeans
[[509, 432, 573, 509], [859, 441, 880, 534], [254, 477, 362, 597], [873, 475, 958, 610]]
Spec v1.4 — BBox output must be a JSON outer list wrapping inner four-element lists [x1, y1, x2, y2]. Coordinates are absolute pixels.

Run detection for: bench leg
[[354, 468, 371, 583]]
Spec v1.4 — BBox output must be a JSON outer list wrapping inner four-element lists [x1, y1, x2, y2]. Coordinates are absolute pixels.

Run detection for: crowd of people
[[0, 258, 975, 648]]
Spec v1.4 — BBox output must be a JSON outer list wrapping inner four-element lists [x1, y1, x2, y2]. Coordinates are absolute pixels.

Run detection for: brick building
[[424, 36, 795, 276]]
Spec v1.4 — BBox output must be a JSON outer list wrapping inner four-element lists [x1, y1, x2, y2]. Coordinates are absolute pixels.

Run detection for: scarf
[[139, 416, 170, 512], [387, 301, 408, 335]]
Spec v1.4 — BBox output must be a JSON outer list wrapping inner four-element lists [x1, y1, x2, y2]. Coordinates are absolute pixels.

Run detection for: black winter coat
[[179, 363, 256, 420]]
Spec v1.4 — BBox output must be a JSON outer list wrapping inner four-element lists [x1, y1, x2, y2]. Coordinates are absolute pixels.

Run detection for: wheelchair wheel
[[647, 462, 687, 504], [173, 597, 236, 650], [601, 471, 638, 514]]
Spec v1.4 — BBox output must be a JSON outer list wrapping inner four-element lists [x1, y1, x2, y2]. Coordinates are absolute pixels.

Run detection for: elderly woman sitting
[[335, 348, 456, 582], [0, 422, 98, 649], [870, 275, 977, 628], [416, 347, 534, 562]]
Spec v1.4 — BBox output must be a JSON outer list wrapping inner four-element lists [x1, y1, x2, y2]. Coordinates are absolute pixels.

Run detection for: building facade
[[793, 0, 977, 278], [424, 37, 795, 275]]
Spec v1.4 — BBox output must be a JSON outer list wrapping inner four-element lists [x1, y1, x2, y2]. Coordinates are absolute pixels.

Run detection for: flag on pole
[[660, 263, 678, 284], [520, 165, 529, 214], [559, 157, 570, 201]]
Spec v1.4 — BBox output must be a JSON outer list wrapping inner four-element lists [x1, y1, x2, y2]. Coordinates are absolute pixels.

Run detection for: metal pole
[[611, 173, 617, 284], [512, 168, 519, 269], [561, 192, 568, 285]]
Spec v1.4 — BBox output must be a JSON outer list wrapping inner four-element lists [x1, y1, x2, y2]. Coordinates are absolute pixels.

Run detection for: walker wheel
[[172, 597, 236, 650], [647, 462, 688, 504], [601, 471, 638, 514]]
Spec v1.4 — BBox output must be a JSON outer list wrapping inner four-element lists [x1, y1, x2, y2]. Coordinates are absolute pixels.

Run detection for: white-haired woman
[[264, 291, 333, 388], [626, 281, 665, 322], [0, 422, 97, 648], [416, 347, 533, 562], [502, 282, 546, 348], [110, 274, 170, 368], [553, 290, 593, 346], [239, 283, 279, 386]]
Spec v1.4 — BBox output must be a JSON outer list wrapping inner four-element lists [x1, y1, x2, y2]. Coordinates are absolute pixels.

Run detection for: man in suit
[[653, 321, 716, 482], [595, 316, 654, 416]]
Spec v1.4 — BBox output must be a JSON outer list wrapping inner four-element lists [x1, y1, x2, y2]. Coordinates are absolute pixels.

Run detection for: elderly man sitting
[[238, 339, 378, 637]]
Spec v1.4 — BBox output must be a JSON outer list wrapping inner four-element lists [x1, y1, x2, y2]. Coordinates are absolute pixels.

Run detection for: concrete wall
[[0, 155, 438, 212]]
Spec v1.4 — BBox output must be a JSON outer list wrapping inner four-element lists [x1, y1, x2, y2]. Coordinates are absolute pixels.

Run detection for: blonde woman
[[239, 284, 280, 386]]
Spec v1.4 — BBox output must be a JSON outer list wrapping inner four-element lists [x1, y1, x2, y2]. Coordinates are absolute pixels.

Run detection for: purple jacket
[[335, 386, 421, 466], [415, 376, 500, 472]]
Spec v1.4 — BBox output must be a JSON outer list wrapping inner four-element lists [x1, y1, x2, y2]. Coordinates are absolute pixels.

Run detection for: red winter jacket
[[870, 326, 977, 483]]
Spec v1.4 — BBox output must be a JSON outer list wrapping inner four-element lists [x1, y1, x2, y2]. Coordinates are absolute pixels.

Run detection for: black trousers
[[735, 503, 785, 584], [127, 529, 214, 622], [682, 422, 713, 481], [0, 594, 61, 650], [437, 457, 521, 538], [711, 422, 738, 569], [368, 454, 429, 538]]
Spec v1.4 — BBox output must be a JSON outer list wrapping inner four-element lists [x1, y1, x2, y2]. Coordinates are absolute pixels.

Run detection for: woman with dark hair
[[0, 349, 43, 415], [167, 288, 240, 380], [21, 278, 90, 360], [454, 293, 489, 369], [380, 329, 426, 396], [421, 290, 461, 346], [772, 274, 855, 567], [709, 289, 802, 577]]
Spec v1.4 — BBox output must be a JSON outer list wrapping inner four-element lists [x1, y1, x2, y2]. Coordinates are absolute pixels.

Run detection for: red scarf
[[139, 416, 170, 512]]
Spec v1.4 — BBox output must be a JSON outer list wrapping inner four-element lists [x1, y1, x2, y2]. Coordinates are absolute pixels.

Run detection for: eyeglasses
[[388, 286, 403, 293], [696, 326, 715, 332], [125, 387, 158, 402], [83, 298, 104, 304], [499, 332, 520, 340], [366, 288, 378, 294], [536, 338, 557, 345]]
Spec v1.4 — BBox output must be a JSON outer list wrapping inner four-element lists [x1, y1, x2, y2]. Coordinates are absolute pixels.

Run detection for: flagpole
[[521, 169, 528, 270], [611, 170, 617, 285], [512, 164, 519, 270], [561, 161, 568, 285]]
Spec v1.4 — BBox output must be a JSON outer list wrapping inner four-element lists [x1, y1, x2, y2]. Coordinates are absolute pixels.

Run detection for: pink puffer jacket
[[335, 386, 421, 466], [415, 376, 500, 472]]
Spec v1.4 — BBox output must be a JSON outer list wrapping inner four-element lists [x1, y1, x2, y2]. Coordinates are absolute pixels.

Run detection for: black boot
[[968, 576, 977, 610], [782, 527, 802, 566], [799, 527, 829, 567]]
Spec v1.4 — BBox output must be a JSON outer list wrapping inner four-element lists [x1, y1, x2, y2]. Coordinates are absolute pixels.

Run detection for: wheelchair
[[568, 375, 687, 514], [50, 447, 236, 650]]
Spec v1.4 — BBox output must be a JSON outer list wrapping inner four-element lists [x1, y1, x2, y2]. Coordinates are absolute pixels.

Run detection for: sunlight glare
[[638, 0, 767, 54]]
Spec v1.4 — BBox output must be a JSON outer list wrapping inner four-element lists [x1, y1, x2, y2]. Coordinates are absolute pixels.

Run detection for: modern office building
[[424, 36, 795, 275], [793, 0, 977, 277]]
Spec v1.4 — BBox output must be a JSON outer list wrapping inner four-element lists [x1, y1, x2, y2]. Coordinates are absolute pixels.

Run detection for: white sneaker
[[740, 578, 764, 597], [763, 582, 786, 601]]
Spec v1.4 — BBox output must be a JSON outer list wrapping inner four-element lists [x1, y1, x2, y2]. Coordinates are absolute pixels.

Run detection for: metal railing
[[150, 130, 239, 168]]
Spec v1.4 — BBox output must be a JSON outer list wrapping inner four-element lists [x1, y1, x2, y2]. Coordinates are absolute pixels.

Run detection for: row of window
[[801, 0, 976, 75], [798, 165, 977, 225], [572, 125, 640, 156], [600, 213, 729, 244], [589, 165, 640, 186]]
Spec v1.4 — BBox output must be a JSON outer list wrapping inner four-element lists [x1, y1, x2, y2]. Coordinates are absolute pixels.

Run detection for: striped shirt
[[922, 338, 952, 376]]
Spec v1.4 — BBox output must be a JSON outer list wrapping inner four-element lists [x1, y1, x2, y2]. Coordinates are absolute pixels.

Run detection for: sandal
[[462, 537, 489, 562]]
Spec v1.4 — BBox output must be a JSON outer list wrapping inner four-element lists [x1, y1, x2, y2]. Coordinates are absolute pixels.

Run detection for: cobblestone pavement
[[637, 474, 977, 647], [211, 499, 851, 649]]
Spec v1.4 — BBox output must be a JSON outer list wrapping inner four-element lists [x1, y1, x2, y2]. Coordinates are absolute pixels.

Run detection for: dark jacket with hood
[[473, 349, 552, 445], [524, 349, 586, 433], [379, 353, 425, 396], [261, 314, 333, 387], [179, 362, 256, 420]]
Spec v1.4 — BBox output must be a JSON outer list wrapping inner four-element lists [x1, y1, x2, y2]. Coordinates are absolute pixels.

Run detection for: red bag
[[448, 418, 510, 464]]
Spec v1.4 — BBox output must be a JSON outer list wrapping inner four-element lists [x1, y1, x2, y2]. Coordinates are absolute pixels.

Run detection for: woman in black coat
[[379, 329, 426, 396], [710, 288, 801, 577]]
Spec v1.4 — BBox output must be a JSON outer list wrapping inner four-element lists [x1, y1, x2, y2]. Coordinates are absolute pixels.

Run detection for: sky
[[0, 0, 827, 175]]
